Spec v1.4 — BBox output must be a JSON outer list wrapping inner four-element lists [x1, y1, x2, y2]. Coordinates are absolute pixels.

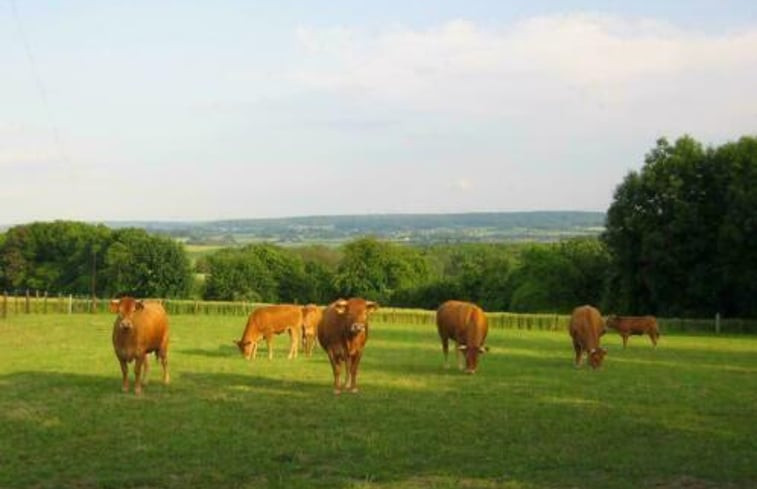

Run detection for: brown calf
[[110, 297, 170, 395], [235, 304, 303, 360], [606, 315, 660, 348], [317, 298, 378, 394], [436, 300, 489, 374], [569, 305, 606, 369]]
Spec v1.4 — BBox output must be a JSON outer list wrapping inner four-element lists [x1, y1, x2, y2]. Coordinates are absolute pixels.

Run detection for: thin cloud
[[291, 14, 757, 118]]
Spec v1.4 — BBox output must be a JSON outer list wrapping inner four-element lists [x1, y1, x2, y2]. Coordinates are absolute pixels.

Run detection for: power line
[[9, 0, 73, 175]]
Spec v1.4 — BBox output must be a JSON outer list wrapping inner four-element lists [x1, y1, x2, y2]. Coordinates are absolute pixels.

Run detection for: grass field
[[1, 314, 756, 489]]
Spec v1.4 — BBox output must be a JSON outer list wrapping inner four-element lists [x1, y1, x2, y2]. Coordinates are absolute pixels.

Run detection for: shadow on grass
[[179, 344, 239, 358]]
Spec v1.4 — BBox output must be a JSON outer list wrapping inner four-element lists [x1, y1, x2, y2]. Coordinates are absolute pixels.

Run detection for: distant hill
[[103, 211, 606, 245]]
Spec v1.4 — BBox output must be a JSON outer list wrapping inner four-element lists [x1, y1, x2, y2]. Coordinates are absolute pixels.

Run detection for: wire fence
[[2, 290, 756, 334]]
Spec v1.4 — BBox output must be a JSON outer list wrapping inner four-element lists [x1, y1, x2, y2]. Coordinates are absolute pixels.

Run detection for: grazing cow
[[235, 304, 303, 360], [569, 305, 607, 369], [606, 315, 660, 348], [301, 304, 323, 357], [436, 300, 489, 374], [317, 298, 378, 394], [110, 297, 170, 395]]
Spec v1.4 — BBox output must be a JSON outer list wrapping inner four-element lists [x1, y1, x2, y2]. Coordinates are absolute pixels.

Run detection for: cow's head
[[588, 347, 607, 369], [604, 315, 619, 331], [110, 297, 144, 331], [458, 344, 489, 374], [333, 298, 378, 335], [234, 338, 257, 360]]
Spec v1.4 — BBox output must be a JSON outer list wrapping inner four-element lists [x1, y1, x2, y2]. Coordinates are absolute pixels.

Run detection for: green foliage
[[604, 135, 757, 317], [202, 246, 277, 302], [0, 221, 191, 298], [508, 239, 609, 313], [102, 229, 192, 298], [333, 237, 431, 303]]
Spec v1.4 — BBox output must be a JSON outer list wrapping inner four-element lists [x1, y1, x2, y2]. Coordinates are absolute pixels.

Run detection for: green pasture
[[1, 315, 755, 489]]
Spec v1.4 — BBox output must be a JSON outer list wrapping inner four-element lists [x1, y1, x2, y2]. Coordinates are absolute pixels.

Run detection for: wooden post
[[1, 291, 6, 319], [43, 291, 48, 314], [25, 289, 30, 314], [68, 295, 73, 315], [715, 313, 721, 334]]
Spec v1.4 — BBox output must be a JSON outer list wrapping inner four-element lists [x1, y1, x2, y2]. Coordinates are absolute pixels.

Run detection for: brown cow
[[569, 305, 607, 369], [235, 304, 303, 360], [606, 315, 660, 348], [317, 298, 378, 395], [301, 304, 323, 357], [436, 300, 489, 374], [110, 297, 170, 395]]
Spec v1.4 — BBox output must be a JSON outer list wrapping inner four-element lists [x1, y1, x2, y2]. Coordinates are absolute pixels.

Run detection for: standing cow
[[110, 297, 170, 395], [235, 304, 303, 360], [317, 298, 378, 395], [569, 305, 607, 369], [301, 304, 323, 357], [436, 300, 489, 374], [606, 315, 660, 348]]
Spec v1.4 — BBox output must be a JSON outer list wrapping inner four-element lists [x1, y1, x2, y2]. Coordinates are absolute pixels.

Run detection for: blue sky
[[2, 1, 757, 223]]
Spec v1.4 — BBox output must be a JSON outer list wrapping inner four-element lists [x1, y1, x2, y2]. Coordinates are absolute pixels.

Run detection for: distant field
[[1, 315, 755, 488], [184, 244, 226, 264]]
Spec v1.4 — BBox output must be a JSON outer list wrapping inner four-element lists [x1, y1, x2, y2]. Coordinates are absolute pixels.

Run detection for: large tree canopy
[[603, 135, 757, 317]]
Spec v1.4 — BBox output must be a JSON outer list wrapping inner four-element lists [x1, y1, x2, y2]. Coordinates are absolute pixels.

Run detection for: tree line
[[1, 135, 755, 318]]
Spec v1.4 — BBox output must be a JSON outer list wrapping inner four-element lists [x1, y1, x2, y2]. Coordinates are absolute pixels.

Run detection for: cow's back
[[609, 316, 658, 333], [134, 302, 169, 350], [247, 304, 303, 336], [569, 305, 603, 348], [437, 300, 485, 344]]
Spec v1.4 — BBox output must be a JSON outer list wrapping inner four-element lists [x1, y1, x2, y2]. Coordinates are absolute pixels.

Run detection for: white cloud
[[291, 14, 757, 122]]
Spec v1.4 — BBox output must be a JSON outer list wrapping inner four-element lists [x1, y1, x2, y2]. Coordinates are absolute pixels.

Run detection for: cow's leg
[[650, 331, 658, 347], [141, 355, 150, 385], [342, 356, 352, 389], [251, 342, 258, 360], [328, 352, 342, 395], [134, 355, 146, 395], [347, 352, 363, 393], [573, 340, 583, 367], [456, 344, 465, 370], [293, 328, 300, 358], [158, 349, 170, 384], [622, 334, 628, 349], [118, 358, 129, 392], [287, 328, 299, 359], [266, 335, 274, 360], [441, 336, 449, 369]]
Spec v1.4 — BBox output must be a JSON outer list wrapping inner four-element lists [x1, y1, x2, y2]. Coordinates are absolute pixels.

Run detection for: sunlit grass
[[0, 314, 755, 488]]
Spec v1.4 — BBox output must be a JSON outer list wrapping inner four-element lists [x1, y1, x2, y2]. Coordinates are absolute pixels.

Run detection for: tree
[[333, 238, 431, 303], [603, 135, 757, 317]]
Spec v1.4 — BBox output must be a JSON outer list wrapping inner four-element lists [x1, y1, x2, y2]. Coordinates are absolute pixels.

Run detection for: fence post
[[25, 289, 30, 314], [68, 295, 73, 315], [715, 313, 721, 334], [43, 291, 48, 314], [1, 291, 6, 319]]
